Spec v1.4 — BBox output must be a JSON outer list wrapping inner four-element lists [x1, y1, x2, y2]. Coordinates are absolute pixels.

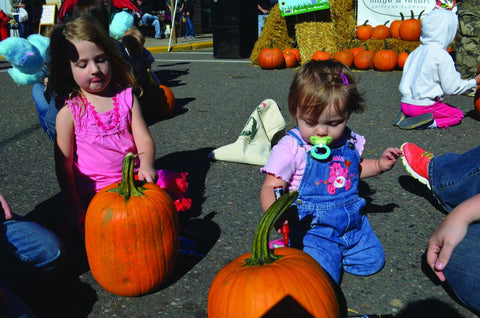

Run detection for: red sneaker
[[401, 142, 434, 189]]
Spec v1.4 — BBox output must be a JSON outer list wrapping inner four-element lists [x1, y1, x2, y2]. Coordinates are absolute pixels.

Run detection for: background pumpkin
[[312, 50, 331, 61], [283, 49, 298, 68], [372, 21, 391, 40], [356, 20, 373, 41], [399, 10, 423, 41], [373, 40, 398, 71], [85, 153, 179, 297], [390, 13, 404, 39], [397, 50, 410, 70], [207, 192, 341, 318], [354, 45, 375, 70], [333, 44, 354, 68], [258, 47, 285, 69]]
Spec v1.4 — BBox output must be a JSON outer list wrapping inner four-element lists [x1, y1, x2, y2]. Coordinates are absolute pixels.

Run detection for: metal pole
[[168, 0, 178, 51]]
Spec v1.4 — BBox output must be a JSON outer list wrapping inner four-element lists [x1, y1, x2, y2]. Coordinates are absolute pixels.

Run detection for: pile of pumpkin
[[257, 10, 427, 72]]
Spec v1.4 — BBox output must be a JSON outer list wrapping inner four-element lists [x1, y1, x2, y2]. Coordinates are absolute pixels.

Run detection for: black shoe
[[398, 113, 434, 130], [393, 111, 405, 126]]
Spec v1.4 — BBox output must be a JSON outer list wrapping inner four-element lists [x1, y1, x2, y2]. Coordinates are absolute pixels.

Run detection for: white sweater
[[399, 7, 477, 106]]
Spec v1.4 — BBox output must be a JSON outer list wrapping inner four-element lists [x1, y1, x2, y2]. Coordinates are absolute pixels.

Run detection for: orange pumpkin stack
[[85, 153, 179, 297]]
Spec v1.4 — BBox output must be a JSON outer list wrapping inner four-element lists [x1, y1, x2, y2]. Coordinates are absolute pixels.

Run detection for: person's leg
[[424, 101, 464, 128], [443, 222, 480, 314], [0, 216, 65, 293], [185, 15, 194, 37], [13, 15, 25, 38], [342, 216, 385, 277], [152, 18, 162, 38], [429, 145, 480, 211], [0, 282, 36, 318], [31, 83, 57, 141]]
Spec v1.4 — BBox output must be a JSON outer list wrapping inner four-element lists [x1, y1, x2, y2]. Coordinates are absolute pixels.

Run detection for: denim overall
[[287, 129, 385, 283]]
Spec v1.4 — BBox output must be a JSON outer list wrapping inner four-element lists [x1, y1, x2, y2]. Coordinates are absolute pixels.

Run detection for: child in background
[[401, 142, 480, 313], [260, 60, 402, 283], [49, 17, 158, 231], [396, 5, 480, 130]]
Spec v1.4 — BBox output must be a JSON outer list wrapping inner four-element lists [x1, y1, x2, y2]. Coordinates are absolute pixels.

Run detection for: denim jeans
[[31, 83, 57, 142], [0, 282, 36, 318], [184, 15, 194, 37], [0, 215, 64, 293], [142, 13, 162, 38], [428, 145, 480, 313]]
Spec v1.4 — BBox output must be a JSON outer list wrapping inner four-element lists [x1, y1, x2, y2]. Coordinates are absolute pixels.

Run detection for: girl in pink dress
[[49, 17, 189, 233]]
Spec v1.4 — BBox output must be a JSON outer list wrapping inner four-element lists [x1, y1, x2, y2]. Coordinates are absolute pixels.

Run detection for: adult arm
[[427, 193, 480, 281], [130, 94, 157, 183]]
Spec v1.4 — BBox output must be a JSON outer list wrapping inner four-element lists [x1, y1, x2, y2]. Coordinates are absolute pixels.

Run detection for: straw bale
[[250, 4, 294, 65], [360, 39, 420, 55], [296, 22, 339, 62]]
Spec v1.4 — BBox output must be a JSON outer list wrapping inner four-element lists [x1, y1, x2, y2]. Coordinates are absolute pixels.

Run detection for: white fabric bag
[[210, 99, 286, 166], [18, 7, 28, 22]]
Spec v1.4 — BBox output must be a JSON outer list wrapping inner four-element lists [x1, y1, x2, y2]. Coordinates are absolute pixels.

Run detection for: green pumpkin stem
[[244, 191, 298, 266], [107, 152, 145, 202]]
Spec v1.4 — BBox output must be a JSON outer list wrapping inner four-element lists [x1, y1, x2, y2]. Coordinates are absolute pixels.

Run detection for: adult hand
[[0, 194, 13, 223]]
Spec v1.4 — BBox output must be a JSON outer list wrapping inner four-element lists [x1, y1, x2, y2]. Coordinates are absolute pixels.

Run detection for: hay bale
[[250, 4, 294, 65], [296, 22, 338, 62], [360, 39, 420, 55]]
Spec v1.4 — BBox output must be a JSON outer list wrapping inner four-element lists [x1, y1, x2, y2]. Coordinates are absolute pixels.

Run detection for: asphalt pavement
[[1, 45, 479, 318]]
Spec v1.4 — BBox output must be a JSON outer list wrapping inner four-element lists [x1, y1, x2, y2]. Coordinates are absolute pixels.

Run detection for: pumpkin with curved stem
[[354, 44, 375, 70], [399, 10, 423, 41], [208, 191, 340, 318], [390, 13, 404, 39], [333, 43, 354, 68], [356, 20, 373, 40], [85, 153, 179, 297], [157, 85, 176, 117], [373, 40, 398, 71], [372, 21, 391, 40]]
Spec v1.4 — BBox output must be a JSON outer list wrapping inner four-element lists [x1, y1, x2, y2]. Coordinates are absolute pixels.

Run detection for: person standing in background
[[179, 0, 193, 39]]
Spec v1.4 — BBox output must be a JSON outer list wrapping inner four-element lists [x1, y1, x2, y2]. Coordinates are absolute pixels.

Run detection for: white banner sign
[[357, 0, 436, 27]]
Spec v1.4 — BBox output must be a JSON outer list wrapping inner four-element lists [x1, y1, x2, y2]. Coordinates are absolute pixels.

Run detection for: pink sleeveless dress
[[67, 87, 191, 212]]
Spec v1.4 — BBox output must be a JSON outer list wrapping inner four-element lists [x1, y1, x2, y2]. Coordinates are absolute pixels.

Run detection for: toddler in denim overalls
[[260, 60, 402, 283]]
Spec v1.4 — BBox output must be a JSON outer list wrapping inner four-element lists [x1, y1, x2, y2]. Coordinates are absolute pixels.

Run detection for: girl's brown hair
[[49, 16, 137, 100], [288, 59, 366, 121]]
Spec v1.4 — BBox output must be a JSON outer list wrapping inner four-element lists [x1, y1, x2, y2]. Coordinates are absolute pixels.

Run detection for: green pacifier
[[310, 136, 333, 161]]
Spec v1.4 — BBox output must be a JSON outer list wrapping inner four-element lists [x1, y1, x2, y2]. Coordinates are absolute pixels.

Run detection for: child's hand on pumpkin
[[137, 165, 158, 184]]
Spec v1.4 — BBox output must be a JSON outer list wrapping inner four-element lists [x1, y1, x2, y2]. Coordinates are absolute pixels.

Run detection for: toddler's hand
[[137, 165, 158, 184], [0, 194, 13, 223], [378, 147, 402, 172]]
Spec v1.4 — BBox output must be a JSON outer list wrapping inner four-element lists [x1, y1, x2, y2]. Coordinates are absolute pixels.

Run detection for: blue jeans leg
[[428, 145, 480, 212], [142, 14, 161, 38], [31, 83, 57, 142], [443, 222, 480, 314], [0, 216, 65, 293], [185, 16, 194, 37], [0, 282, 36, 318]]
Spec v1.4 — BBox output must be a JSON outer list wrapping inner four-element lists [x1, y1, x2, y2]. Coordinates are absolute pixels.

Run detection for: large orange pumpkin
[[356, 20, 373, 40], [258, 47, 285, 69], [283, 49, 298, 68], [85, 153, 179, 297], [158, 85, 176, 116], [208, 192, 340, 318], [141, 85, 176, 118], [399, 10, 423, 41], [373, 40, 398, 71]]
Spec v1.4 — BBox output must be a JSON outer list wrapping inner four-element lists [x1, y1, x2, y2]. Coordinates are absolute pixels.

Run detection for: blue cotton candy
[[27, 34, 50, 63], [0, 37, 43, 74], [8, 68, 44, 85], [110, 11, 134, 39]]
